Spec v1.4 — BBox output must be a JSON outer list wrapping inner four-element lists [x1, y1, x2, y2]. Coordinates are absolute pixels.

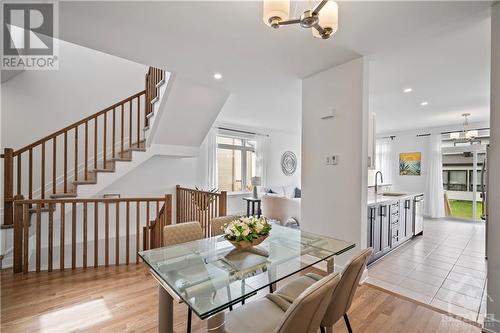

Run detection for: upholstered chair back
[[163, 221, 203, 246], [274, 272, 341, 333], [321, 248, 374, 327]]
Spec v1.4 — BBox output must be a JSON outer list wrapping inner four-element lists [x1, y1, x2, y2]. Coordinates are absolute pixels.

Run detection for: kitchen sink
[[381, 192, 406, 197]]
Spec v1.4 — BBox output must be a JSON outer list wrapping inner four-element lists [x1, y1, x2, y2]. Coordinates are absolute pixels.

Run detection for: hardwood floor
[[1, 264, 480, 333]]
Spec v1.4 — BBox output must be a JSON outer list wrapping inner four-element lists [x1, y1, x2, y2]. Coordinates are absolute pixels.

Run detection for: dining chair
[[210, 215, 239, 237], [224, 272, 341, 333], [272, 248, 374, 333], [163, 221, 204, 333]]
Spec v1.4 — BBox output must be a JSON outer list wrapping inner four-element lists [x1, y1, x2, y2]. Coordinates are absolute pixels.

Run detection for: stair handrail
[[2, 67, 165, 226]]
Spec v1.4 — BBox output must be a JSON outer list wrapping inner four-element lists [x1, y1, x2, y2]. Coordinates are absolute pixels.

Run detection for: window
[[217, 135, 256, 192], [443, 170, 467, 191]]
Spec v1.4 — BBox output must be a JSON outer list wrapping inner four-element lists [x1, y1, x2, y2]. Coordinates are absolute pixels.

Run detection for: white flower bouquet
[[223, 216, 272, 249]]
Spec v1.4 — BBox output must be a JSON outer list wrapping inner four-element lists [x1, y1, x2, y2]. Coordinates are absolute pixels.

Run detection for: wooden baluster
[[16, 154, 21, 196], [105, 201, 109, 266], [84, 122, 88, 180], [176, 186, 180, 223], [94, 117, 98, 169], [48, 203, 53, 272], [115, 201, 119, 266], [126, 201, 130, 265], [137, 97, 141, 145], [94, 202, 98, 268], [83, 202, 87, 269], [52, 137, 56, 194], [120, 105, 124, 158], [41, 143, 45, 199], [36, 204, 41, 272], [112, 108, 116, 159], [23, 204, 29, 273], [146, 201, 150, 250], [74, 127, 78, 182], [129, 100, 132, 148], [220, 191, 227, 216], [103, 112, 107, 169], [60, 203, 65, 270], [136, 201, 140, 263], [3, 148, 14, 226], [13, 198, 23, 273], [155, 201, 160, 248], [64, 131, 68, 193], [71, 202, 76, 269], [28, 149, 32, 201]]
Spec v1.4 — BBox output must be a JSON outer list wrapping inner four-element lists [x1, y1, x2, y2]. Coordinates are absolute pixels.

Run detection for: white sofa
[[258, 185, 301, 227]]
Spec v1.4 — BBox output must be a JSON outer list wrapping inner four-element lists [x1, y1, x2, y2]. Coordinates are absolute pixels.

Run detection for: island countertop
[[367, 192, 423, 206]]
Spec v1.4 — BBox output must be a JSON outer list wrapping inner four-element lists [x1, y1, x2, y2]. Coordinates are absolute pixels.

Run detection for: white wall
[[99, 155, 199, 222], [1, 39, 147, 149], [302, 57, 369, 266], [487, 3, 500, 332]]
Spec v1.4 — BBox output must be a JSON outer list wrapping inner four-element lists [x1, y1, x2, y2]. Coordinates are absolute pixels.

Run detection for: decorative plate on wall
[[281, 151, 297, 176]]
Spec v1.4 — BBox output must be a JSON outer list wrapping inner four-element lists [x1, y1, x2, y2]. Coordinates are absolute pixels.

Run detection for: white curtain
[[425, 134, 445, 218], [206, 127, 218, 190], [376, 138, 394, 185], [255, 134, 268, 186]]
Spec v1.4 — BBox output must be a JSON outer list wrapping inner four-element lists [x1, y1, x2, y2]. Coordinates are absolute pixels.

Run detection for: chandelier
[[263, 0, 339, 39], [449, 113, 479, 143]]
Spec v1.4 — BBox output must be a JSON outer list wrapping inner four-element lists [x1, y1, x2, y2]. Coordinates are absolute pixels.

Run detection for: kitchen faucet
[[375, 171, 384, 195]]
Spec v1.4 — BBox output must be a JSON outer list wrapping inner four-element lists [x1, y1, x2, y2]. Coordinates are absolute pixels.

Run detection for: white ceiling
[[57, 1, 493, 133]]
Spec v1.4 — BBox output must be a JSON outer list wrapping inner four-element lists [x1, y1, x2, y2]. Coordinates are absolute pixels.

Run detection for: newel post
[[13, 195, 24, 273], [219, 191, 227, 217], [3, 148, 14, 225]]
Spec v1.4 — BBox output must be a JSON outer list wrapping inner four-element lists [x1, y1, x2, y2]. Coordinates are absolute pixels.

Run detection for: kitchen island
[[367, 192, 424, 264]]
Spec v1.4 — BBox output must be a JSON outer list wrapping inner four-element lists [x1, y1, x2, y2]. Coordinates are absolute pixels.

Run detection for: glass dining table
[[139, 224, 355, 333]]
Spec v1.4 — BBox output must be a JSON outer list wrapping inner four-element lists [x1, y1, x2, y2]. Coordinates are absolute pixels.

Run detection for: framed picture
[[399, 152, 421, 176]]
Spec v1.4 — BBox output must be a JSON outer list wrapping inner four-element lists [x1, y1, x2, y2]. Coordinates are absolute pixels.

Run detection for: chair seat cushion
[[225, 297, 285, 333], [274, 274, 319, 302]]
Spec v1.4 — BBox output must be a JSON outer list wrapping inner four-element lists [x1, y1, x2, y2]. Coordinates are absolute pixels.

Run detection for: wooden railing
[[2, 67, 165, 226], [145, 67, 164, 126], [143, 199, 171, 249], [12, 195, 171, 273], [176, 185, 227, 237]]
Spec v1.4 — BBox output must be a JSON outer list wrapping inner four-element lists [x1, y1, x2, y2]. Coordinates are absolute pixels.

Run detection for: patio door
[[442, 145, 486, 221]]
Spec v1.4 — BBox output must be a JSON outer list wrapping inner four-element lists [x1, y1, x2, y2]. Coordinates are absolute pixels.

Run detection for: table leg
[[326, 257, 335, 274], [158, 286, 173, 333], [257, 201, 261, 218], [206, 311, 226, 332], [251, 201, 256, 217], [246, 201, 250, 217], [268, 266, 277, 293]]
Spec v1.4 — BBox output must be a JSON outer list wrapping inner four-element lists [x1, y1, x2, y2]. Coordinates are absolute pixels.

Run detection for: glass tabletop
[[139, 224, 355, 319]]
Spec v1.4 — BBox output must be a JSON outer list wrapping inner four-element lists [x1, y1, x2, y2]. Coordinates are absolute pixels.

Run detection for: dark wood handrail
[[12, 90, 146, 156]]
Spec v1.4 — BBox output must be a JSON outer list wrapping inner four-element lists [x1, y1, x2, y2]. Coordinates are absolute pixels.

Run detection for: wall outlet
[[326, 155, 339, 165]]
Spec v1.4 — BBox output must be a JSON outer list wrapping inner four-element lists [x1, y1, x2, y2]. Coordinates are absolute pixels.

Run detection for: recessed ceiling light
[[403, 88, 413, 93], [420, 101, 429, 106], [213, 73, 223, 80]]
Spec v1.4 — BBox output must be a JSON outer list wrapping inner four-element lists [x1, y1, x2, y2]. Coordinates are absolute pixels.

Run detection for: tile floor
[[366, 218, 487, 324]]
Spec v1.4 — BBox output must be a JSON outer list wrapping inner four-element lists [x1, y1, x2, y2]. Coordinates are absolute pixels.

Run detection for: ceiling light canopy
[[263, 0, 339, 39]]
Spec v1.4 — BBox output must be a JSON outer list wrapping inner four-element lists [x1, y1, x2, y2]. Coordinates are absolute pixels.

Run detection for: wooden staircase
[[2, 67, 165, 226]]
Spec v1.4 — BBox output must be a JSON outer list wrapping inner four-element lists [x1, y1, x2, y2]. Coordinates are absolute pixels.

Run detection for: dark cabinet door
[[390, 202, 400, 248], [367, 207, 376, 263], [403, 199, 414, 239], [372, 206, 382, 259]]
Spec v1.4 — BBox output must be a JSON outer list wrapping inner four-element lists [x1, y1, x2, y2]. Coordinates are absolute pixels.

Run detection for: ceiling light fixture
[[403, 88, 413, 93], [420, 101, 428, 106], [213, 73, 223, 80], [449, 113, 480, 144], [263, 0, 338, 39]]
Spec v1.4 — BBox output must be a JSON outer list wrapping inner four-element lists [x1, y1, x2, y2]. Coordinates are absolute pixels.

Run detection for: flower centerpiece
[[223, 216, 272, 249]]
